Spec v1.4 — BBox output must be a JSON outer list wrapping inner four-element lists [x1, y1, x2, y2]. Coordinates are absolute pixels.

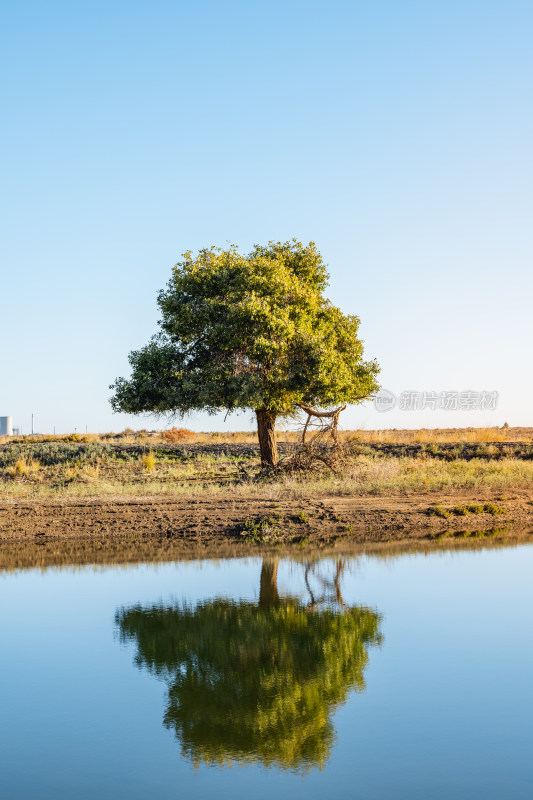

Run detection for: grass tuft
[[240, 515, 283, 543], [142, 452, 156, 472], [291, 511, 309, 524], [7, 457, 41, 477], [427, 505, 451, 519], [483, 502, 505, 515], [453, 505, 469, 516]]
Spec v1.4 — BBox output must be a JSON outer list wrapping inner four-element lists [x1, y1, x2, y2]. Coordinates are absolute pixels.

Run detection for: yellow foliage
[[142, 452, 156, 472], [8, 457, 41, 477]]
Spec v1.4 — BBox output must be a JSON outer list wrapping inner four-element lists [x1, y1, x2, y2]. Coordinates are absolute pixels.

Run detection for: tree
[[116, 558, 382, 772], [110, 240, 380, 466]]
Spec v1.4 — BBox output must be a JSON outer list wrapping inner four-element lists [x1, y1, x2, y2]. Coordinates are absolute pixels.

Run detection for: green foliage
[[483, 502, 505, 515], [292, 511, 309, 524], [110, 240, 379, 418], [0, 442, 112, 468], [241, 515, 283, 543], [117, 592, 381, 772], [465, 503, 505, 515], [453, 505, 469, 516], [426, 504, 451, 519], [429, 502, 505, 519]]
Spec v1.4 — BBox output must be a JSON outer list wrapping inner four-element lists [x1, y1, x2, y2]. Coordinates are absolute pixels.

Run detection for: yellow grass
[[142, 451, 157, 472], [6, 457, 42, 477], [2, 426, 531, 446]]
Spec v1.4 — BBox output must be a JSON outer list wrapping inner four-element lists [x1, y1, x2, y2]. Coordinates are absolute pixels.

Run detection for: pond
[[2, 543, 533, 799]]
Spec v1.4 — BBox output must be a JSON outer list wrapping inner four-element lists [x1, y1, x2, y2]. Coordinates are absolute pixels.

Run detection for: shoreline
[[1, 488, 532, 569], [1, 524, 532, 573]]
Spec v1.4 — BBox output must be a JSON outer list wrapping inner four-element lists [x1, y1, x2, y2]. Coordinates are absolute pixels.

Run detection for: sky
[[1, 0, 532, 433]]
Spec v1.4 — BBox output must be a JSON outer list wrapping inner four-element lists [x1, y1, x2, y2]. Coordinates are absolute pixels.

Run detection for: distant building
[[0, 416, 13, 436]]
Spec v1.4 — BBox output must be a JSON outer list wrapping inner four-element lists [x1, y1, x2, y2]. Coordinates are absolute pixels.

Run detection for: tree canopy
[[110, 240, 379, 464], [116, 559, 382, 772]]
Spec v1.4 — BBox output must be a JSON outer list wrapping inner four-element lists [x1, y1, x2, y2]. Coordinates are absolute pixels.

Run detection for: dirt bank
[[1, 487, 532, 554]]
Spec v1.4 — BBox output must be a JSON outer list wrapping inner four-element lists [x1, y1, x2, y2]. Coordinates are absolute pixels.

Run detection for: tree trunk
[[255, 408, 278, 467], [259, 558, 280, 609]]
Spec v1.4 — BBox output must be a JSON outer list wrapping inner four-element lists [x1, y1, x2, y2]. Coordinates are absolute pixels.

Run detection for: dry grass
[[5, 457, 42, 477], [1, 447, 532, 501], [343, 427, 528, 444], [1, 425, 531, 447], [290, 456, 533, 497], [142, 451, 157, 472]]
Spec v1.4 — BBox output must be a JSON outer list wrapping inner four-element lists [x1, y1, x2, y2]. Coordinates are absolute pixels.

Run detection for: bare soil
[[1, 487, 533, 571]]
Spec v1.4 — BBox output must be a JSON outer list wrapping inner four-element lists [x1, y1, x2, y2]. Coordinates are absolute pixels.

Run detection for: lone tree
[[110, 240, 379, 466]]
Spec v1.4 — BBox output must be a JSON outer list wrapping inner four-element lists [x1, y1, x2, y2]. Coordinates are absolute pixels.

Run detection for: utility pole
[[31, 413, 34, 435]]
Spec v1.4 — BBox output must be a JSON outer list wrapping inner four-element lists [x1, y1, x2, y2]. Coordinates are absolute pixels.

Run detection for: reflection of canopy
[[116, 559, 382, 773]]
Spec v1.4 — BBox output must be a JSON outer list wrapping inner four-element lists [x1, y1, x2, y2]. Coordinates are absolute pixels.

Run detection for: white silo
[[0, 417, 13, 436]]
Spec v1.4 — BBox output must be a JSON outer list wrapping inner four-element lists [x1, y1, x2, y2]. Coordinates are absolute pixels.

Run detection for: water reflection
[[116, 558, 382, 772]]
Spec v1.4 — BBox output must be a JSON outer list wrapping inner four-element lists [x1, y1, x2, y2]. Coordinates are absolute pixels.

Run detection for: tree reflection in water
[[116, 558, 382, 772]]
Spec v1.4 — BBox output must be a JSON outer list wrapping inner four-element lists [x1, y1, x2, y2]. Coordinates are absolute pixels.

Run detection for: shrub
[[8, 457, 41, 477], [453, 505, 469, 516], [240, 515, 283, 543], [162, 427, 195, 443], [292, 511, 309, 524], [427, 504, 450, 519], [142, 452, 156, 472], [63, 465, 80, 482], [483, 502, 505, 515]]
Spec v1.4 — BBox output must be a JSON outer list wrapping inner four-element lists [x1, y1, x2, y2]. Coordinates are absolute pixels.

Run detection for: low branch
[[295, 402, 352, 448], [296, 403, 347, 418], [296, 395, 372, 418]]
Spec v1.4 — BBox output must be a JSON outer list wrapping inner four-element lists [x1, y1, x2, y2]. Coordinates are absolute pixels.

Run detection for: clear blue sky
[[1, 0, 531, 433]]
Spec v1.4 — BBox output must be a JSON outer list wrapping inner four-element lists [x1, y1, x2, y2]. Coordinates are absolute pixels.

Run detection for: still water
[[2, 544, 533, 799]]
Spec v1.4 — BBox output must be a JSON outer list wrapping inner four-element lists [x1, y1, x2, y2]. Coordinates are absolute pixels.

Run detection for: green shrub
[[453, 505, 469, 516], [240, 515, 283, 543], [483, 502, 505, 515], [427, 504, 450, 519], [292, 511, 309, 524]]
